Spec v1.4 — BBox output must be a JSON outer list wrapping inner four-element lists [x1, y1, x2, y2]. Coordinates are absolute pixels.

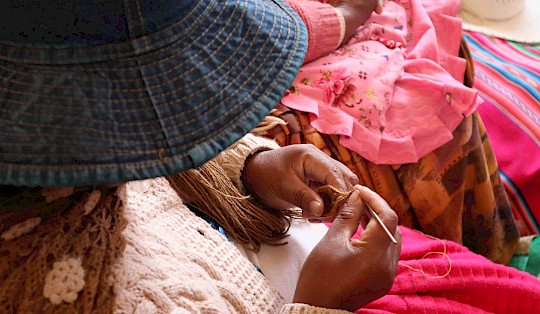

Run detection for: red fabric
[[352, 227, 540, 313]]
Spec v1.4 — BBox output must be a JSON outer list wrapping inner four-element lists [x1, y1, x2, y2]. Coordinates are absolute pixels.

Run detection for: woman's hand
[[331, 0, 384, 44], [293, 185, 401, 311], [241, 144, 358, 219]]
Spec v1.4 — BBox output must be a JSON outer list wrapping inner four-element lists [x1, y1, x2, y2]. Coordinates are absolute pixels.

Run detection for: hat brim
[[459, 0, 540, 43], [0, 0, 308, 187]]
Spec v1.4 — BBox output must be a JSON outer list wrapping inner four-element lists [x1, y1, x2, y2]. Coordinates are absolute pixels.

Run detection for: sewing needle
[[364, 201, 398, 244]]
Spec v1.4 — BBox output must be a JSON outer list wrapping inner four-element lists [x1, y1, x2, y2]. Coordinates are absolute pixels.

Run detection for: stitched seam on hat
[[0, 7, 238, 91], [1, 4, 299, 144], [0, 6, 241, 109], [131, 0, 151, 50], [2, 69, 288, 154], [0, 5, 294, 107], [0, 2, 279, 139], [0, 5, 287, 133], [135, 0, 147, 39], [0, 6, 258, 139], [2, 40, 301, 171], [3, 39, 276, 132], [1, 0, 306, 171], [0, 1, 208, 62], [0, 2, 273, 91], [129, 1, 172, 163]]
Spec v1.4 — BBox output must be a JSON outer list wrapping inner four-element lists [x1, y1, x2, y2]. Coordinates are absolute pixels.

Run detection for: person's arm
[[330, 0, 381, 44], [284, 0, 382, 64], [283, 0, 343, 63], [213, 133, 279, 193]]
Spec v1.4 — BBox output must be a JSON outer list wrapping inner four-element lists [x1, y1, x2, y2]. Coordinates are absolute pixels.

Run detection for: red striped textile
[[464, 31, 540, 235]]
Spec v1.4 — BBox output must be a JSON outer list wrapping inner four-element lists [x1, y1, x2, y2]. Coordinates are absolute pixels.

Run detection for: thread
[[398, 231, 452, 279], [318, 185, 353, 218], [167, 159, 301, 252]]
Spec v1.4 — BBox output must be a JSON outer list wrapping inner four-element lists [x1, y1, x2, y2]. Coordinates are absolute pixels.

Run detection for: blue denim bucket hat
[[0, 0, 307, 187]]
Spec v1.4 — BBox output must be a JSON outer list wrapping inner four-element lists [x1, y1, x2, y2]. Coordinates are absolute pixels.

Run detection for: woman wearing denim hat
[[0, 0, 400, 312], [0, 0, 538, 313]]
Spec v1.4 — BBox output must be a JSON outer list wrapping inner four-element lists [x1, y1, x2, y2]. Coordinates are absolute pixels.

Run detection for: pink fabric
[[280, 0, 483, 164], [352, 227, 540, 313]]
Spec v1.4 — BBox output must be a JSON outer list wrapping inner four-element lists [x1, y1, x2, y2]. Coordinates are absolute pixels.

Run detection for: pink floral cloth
[[281, 0, 483, 164]]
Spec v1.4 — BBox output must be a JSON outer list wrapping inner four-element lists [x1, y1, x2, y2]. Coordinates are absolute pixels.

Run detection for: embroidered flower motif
[[42, 187, 75, 203], [332, 79, 346, 95], [1, 217, 41, 241], [43, 257, 85, 305], [359, 71, 368, 80], [313, 67, 360, 107], [364, 87, 379, 101], [300, 77, 312, 85], [288, 84, 300, 95], [333, 46, 356, 57], [336, 84, 360, 108]]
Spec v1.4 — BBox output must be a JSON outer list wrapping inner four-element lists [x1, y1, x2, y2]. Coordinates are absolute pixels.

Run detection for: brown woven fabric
[[0, 186, 125, 313], [261, 108, 519, 264]]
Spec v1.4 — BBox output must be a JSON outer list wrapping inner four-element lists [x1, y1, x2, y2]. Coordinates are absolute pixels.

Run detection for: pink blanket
[[355, 227, 540, 313]]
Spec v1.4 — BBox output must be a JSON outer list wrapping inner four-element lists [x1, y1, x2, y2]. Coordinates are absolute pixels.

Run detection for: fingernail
[[349, 190, 361, 204], [355, 184, 372, 192], [310, 200, 322, 216]]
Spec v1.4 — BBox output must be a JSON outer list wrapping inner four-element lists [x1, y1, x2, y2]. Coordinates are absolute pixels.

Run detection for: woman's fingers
[[243, 145, 358, 218], [300, 148, 357, 217], [278, 174, 327, 217], [294, 186, 401, 311], [326, 189, 364, 240], [354, 185, 399, 244], [302, 148, 358, 192]]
